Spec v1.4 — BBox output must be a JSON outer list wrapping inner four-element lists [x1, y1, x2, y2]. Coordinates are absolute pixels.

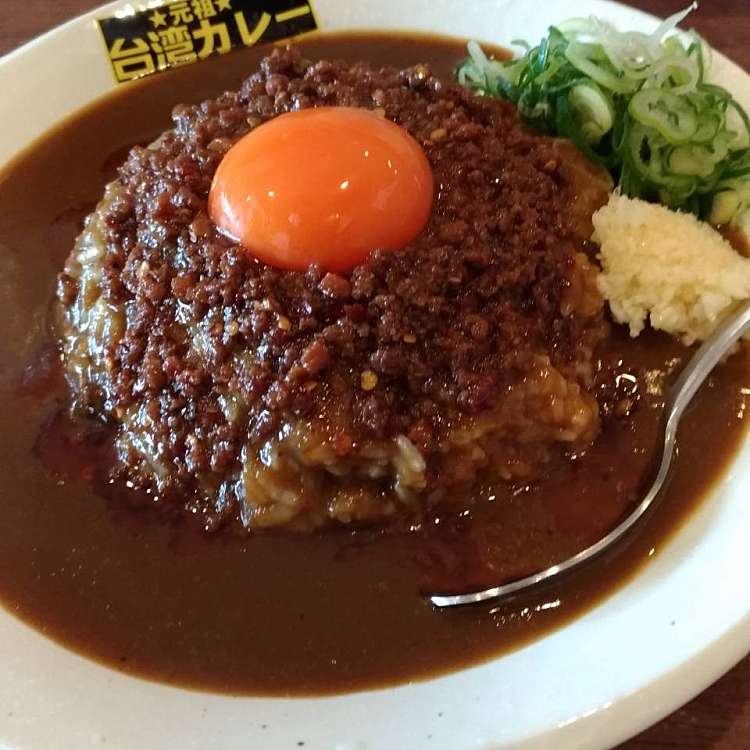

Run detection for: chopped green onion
[[628, 89, 697, 144], [455, 4, 750, 224], [669, 145, 719, 177], [565, 43, 637, 94], [569, 83, 614, 144], [709, 189, 741, 224]]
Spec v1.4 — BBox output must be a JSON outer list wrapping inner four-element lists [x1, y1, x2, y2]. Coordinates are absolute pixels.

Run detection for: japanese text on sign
[[98, 0, 319, 83]]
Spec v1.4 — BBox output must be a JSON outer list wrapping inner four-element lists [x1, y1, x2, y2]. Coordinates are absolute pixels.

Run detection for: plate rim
[[0, 2, 749, 749]]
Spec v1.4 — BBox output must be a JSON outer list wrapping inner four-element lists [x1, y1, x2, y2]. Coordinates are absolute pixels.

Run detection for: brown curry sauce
[[0, 32, 748, 696]]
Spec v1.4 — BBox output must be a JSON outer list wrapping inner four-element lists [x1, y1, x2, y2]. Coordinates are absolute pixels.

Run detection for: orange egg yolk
[[208, 107, 434, 272]]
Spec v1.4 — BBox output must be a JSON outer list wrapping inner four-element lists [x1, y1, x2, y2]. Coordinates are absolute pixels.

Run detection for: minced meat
[[57, 45, 612, 531]]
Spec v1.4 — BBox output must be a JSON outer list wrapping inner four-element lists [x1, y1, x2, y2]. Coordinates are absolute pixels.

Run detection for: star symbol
[[215, 0, 232, 10], [148, 8, 168, 27]]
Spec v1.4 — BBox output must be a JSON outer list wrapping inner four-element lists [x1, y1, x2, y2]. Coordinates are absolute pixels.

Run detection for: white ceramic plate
[[1, 2, 749, 749]]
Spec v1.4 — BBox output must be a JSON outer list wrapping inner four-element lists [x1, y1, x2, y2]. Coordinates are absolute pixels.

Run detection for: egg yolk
[[208, 107, 434, 272]]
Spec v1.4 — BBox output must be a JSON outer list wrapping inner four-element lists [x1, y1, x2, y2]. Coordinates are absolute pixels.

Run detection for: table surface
[[1, 1, 749, 748]]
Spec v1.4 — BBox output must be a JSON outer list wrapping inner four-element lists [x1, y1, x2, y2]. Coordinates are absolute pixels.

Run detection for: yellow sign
[[98, 0, 319, 83]]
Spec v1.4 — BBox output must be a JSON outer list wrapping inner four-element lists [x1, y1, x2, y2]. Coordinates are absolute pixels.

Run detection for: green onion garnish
[[455, 4, 750, 224]]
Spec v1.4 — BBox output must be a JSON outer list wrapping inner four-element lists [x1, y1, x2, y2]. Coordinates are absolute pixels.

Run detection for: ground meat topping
[[59, 45, 611, 528]]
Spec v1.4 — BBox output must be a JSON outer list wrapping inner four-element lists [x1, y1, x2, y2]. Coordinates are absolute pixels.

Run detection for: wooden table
[[1, 1, 748, 748]]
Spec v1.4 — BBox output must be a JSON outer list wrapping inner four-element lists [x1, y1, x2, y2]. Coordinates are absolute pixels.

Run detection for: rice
[[593, 193, 750, 344]]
